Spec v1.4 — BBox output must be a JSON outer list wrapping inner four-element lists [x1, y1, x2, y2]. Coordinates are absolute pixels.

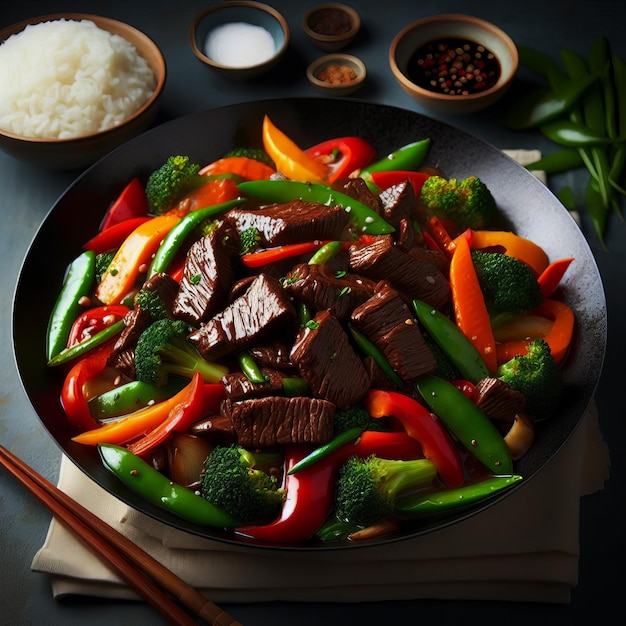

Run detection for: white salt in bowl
[[190, 1, 290, 80]]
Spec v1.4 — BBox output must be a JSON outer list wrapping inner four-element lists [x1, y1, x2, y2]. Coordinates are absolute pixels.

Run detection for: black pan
[[12, 98, 606, 550]]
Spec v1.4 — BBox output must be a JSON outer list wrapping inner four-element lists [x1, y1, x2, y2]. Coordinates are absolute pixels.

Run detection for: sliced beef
[[224, 199, 349, 246], [334, 177, 382, 214], [220, 368, 286, 401], [189, 273, 297, 360], [406, 245, 450, 280], [290, 309, 370, 407], [351, 282, 437, 382], [474, 377, 527, 436], [107, 272, 180, 376], [248, 341, 295, 370], [220, 396, 335, 447], [283, 262, 376, 320], [173, 221, 239, 324], [349, 234, 450, 310], [379, 180, 419, 250]]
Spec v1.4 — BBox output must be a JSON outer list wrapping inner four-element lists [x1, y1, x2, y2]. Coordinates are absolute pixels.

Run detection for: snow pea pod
[[308, 240, 343, 265], [415, 375, 513, 474], [525, 148, 584, 174], [395, 474, 523, 515], [98, 443, 242, 527], [539, 119, 615, 146], [237, 179, 395, 235], [517, 45, 565, 80], [46, 250, 96, 361], [148, 197, 246, 276], [348, 323, 403, 388], [359, 138, 431, 176]]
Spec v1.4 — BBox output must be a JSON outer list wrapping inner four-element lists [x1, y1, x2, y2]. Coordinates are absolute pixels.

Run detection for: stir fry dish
[[46, 115, 576, 544]]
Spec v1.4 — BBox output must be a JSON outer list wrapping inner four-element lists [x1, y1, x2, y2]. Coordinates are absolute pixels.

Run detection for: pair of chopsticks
[[0, 444, 242, 626]]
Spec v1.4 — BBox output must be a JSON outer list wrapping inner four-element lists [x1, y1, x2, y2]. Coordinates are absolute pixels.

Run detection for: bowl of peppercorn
[[303, 3, 361, 52], [389, 14, 518, 115], [306, 53, 366, 95]]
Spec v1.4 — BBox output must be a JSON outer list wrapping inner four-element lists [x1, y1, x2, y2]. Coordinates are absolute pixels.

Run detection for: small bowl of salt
[[190, 1, 290, 80]]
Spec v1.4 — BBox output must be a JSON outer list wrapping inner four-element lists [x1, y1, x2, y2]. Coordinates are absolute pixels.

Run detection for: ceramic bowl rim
[[302, 2, 361, 44], [306, 53, 366, 89]]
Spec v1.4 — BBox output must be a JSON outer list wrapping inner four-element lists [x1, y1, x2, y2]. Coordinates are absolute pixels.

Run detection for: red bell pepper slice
[[61, 344, 115, 432], [305, 136, 376, 183], [365, 389, 466, 488], [99, 177, 149, 232], [126, 377, 224, 457], [241, 240, 350, 269], [537, 257, 574, 299], [83, 217, 152, 254], [369, 170, 430, 196], [238, 431, 421, 543], [66, 304, 129, 349]]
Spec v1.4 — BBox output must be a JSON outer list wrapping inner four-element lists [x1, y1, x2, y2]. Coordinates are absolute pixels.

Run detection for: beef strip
[[474, 377, 527, 436], [283, 262, 376, 320], [348, 234, 451, 310], [106, 272, 180, 377], [248, 341, 295, 370], [351, 281, 437, 382], [220, 396, 336, 447], [224, 198, 350, 246], [189, 273, 297, 360], [290, 309, 371, 407], [334, 177, 382, 214], [220, 368, 286, 401], [173, 221, 239, 324], [379, 180, 419, 250]]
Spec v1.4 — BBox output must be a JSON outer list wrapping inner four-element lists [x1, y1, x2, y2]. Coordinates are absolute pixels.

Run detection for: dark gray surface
[[1, 1, 624, 624]]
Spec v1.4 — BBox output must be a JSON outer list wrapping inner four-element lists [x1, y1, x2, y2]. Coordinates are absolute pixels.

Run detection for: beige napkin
[[31, 150, 609, 604]]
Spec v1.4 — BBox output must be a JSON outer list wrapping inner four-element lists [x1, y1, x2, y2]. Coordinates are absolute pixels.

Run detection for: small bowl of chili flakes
[[389, 14, 518, 115], [303, 3, 360, 52], [306, 53, 366, 95]]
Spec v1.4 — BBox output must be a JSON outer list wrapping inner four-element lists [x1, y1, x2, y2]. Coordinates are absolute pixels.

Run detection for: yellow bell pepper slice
[[262, 115, 329, 182]]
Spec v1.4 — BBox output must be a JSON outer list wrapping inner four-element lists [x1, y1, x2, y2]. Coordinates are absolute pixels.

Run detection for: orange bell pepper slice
[[95, 214, 180, 305], [471, 230, 550, 276], [199, 156, 276, 180], [495, 299, 575, 365], [262, 115, 329, 182], [449, 235, 498, 373], [72, 373, 204, 446], [164, 177, 242, 218]]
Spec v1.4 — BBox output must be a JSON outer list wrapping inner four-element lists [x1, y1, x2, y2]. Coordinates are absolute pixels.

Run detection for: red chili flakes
[[408, 37, 501, 96], [317, 64, 358, 85]]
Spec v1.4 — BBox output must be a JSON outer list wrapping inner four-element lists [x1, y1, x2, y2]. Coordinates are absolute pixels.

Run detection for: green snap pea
[[525, 148, 584, 174], [47, 319, 125, 367], [88, 378, 187, 419], [237, 351, 269, 384], [359, 138, 431, 175], [98, 443, 242, 527], [287, 427, 363, 475], [412, 299, 489, 384], [46, 250, 96, 361], [148, 198, 246, 276], [237, 179, 395, 235], [282, 376, 310, 397], [395, 475, 523, 515], [539, 119, 614, 146], [518, 45, 565, 80], [308, 240, 343, 265], [347, 323, 403, 388], [415, 375, 513, 475]]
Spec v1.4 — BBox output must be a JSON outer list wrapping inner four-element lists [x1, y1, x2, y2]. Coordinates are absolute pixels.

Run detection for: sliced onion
[[167, 433, 213, 487]]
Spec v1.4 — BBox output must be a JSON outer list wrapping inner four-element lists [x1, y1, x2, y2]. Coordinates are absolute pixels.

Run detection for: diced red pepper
[[99, 177, 149, 232], [305, 136, 377, 183], [241, 240, 350, 268], [83, 217, 152, 254], [365, 389, 466, 488], [368, 170, 430, 196]]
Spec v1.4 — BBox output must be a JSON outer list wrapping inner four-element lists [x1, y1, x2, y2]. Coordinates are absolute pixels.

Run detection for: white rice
[[0, 19, 156, 139]]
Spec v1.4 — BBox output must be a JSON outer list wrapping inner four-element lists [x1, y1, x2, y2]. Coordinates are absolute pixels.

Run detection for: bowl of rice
[[0, 14, 166, 170]]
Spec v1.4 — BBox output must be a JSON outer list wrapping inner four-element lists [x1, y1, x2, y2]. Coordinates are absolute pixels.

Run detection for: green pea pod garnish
[[98, 443, 242, 527], [517, 45, 565, 80], [47, 319, 125, 367], [396, 474, 523, 515], [238, 179, 394, 235], [288, 427, 363, 475], [412, 299, 489, 384], [539, 119, 614, 146], [359, 138, 431, 176], [415, 375, 513, 475], [525, 148, 584, 174], [500, 72, 598, 130], [46, 250, 96, 361], [584, 176, 609, 249], [148, 197, 246, 276]]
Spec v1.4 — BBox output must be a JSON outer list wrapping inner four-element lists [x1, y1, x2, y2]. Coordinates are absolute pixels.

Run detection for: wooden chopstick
[[0, 444, 243, 626]]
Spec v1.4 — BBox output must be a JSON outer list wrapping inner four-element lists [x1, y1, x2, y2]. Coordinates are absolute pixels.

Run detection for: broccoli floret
[[239, 226, 262, 255], [200, 445, 285, 524], [472, 250, 544, 328], [496, 339, 563, 419], [224, 147, 275, 168], [333, 404, 391, 436], [95, 251, 115, 283], [134, 318, 227, 387], [335, 455, 437, 526], [145, 155, 205, 215], [134, 288, 170, 322], [420, 175, 498, 230]]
